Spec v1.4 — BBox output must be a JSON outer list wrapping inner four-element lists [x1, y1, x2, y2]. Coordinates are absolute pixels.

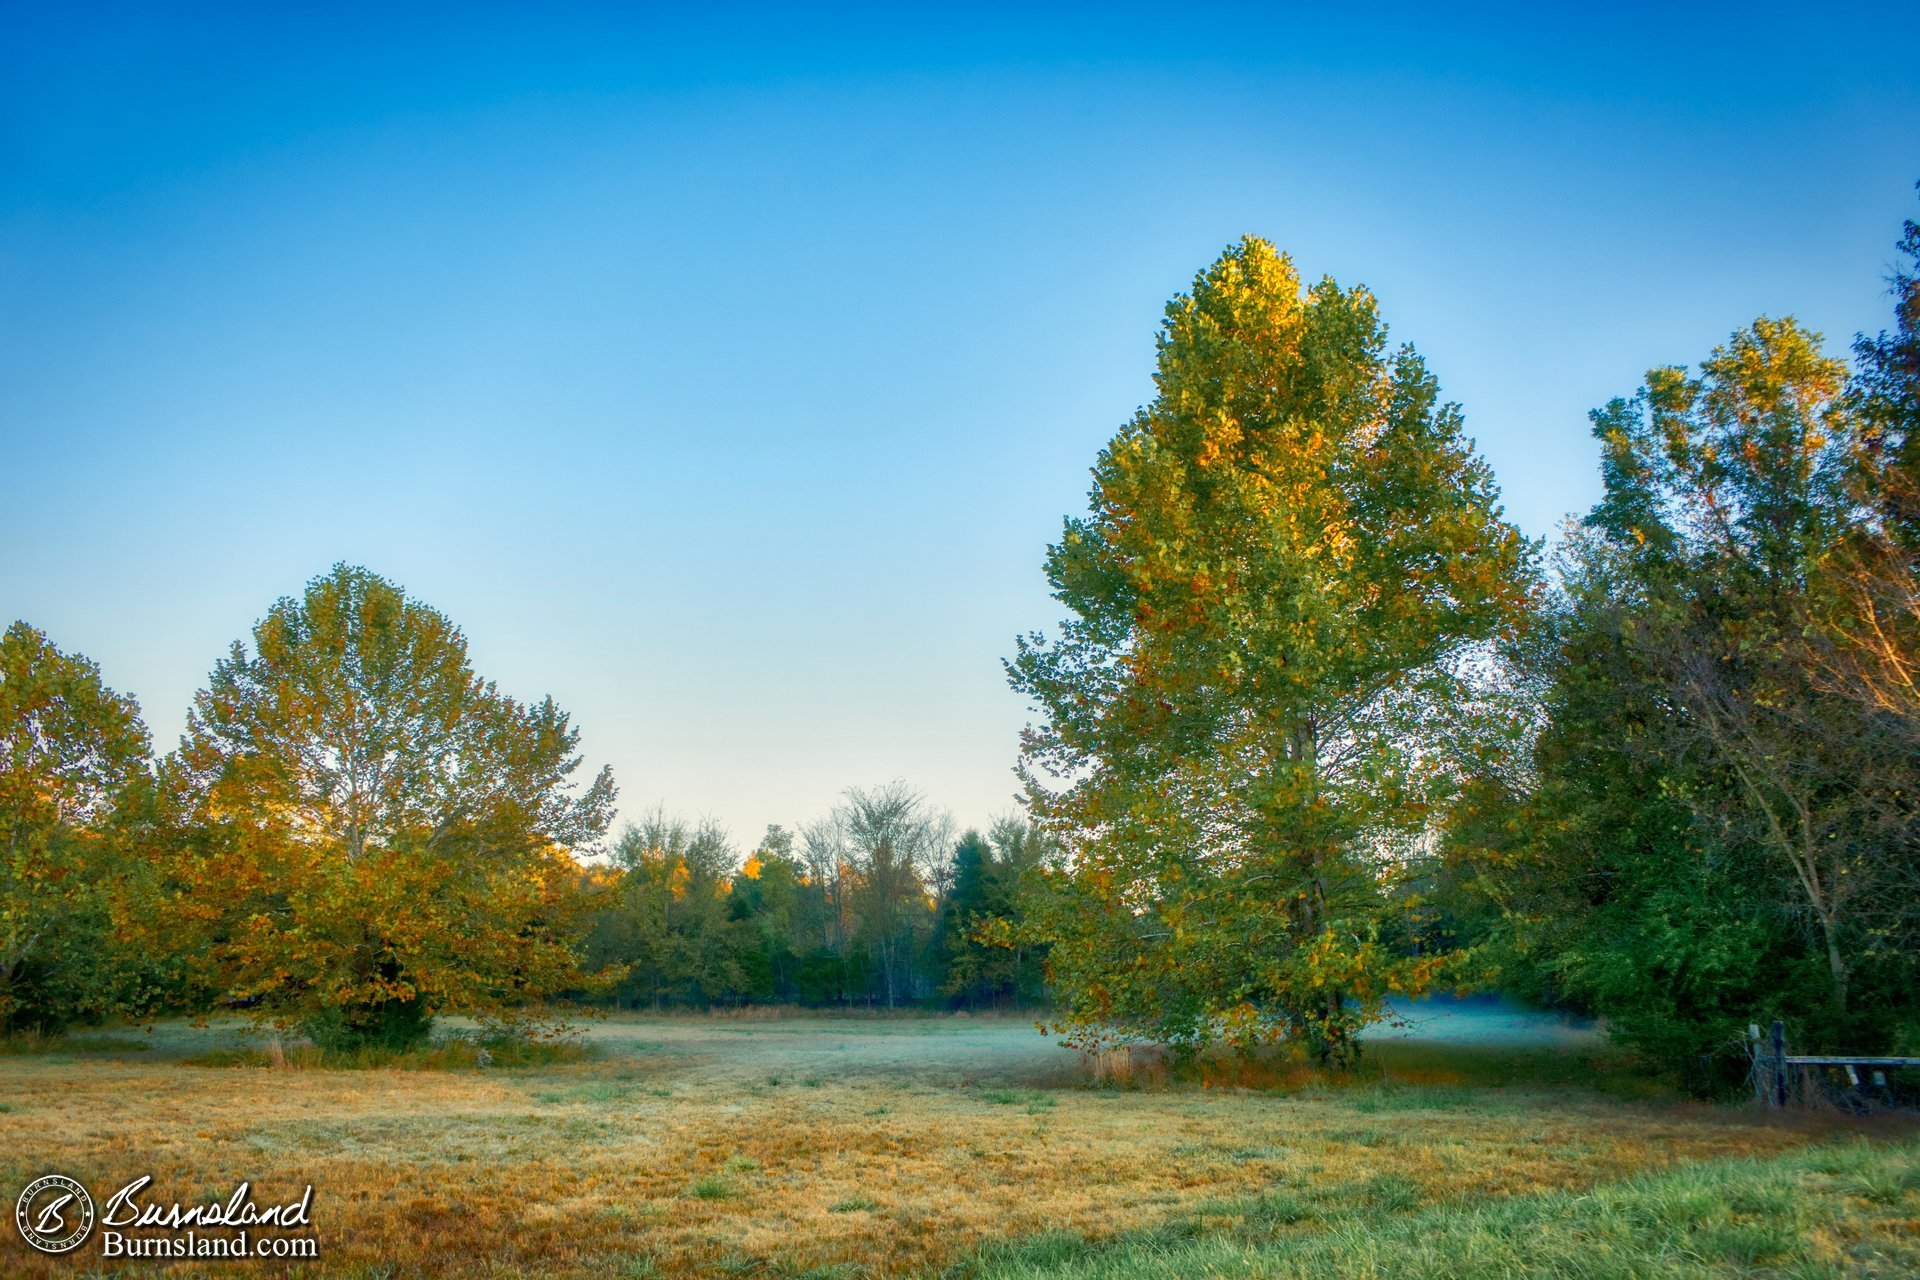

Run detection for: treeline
[[579, 796, 1049, 1010], [4, 186, 1916, 1085], [0, 581, 1051, 1048]]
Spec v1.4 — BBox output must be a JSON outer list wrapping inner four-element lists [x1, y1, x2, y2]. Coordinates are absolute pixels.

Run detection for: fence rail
[[1749, 1021, 1920, 1108]]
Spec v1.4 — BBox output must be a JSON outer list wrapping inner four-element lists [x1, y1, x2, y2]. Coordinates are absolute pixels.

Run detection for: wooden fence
[[1748, 1020, 1920, 1109]]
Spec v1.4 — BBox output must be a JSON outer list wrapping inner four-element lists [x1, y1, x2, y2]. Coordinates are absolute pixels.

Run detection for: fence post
[[1770, 1020, 1788, 1108]]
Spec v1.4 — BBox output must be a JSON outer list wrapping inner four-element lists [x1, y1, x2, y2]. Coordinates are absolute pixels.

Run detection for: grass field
[[1, 1012, 1915, 1278]]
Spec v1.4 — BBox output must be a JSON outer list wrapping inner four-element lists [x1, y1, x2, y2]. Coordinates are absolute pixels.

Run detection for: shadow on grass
[[186, 1031, 599, 1071], [0, 1028, 152, 1056], [1078, 1038, 1665, 1103]]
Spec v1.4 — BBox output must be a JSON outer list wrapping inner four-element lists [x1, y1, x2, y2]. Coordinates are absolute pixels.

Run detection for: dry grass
[[0, 1014, 1906, 1277]]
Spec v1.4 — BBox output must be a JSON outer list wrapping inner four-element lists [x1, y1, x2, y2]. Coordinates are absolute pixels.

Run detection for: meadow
[[2, 1011, 1915, 1278]]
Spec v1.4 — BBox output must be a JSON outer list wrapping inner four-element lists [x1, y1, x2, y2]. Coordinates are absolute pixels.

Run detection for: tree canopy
[[168, 564, 619, 1048], [1009, 237, 1534, 1060], [0, 621, 153, 1032]]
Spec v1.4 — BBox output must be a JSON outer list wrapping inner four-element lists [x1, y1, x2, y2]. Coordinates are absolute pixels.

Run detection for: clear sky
[[3, 3, 1916, 849]]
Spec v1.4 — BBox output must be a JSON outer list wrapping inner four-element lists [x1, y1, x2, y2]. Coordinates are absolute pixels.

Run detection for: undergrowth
[[0, 1029, 149, 1056], [186, 1029, 596, 1070]]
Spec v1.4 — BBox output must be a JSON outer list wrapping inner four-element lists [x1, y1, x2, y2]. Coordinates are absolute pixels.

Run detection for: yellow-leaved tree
[[1008, 238, 1535, 1062], [0, 622, 154, 1033], [165, 565, 619, 1051]]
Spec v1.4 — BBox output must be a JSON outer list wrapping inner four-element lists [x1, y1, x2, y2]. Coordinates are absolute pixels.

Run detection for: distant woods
[[3, 185, 1917, 1086], [581, 791, 1052, 1012]]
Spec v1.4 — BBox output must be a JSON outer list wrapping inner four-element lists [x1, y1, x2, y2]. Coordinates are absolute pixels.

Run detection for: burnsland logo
[[14, 1174, 318, 1260], [15, 1175, 94, 1254]]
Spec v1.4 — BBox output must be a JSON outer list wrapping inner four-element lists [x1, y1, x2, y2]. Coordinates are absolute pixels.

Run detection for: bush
[[299, 994, 435, 1055], [189, 1025, 595, 1070]]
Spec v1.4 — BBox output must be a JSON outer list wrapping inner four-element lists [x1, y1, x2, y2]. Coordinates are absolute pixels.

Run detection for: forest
[[3, 187, 1916, 1096]]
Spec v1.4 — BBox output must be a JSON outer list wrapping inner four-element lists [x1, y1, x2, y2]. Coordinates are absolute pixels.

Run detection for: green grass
[[980, 1087, 1056, 1110], [686, 1174, 737, 1200], [957, 1137, 1920, 1279]]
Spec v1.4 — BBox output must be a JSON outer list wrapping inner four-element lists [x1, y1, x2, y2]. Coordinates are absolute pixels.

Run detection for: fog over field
[[3, 1012, 1911, 1278]]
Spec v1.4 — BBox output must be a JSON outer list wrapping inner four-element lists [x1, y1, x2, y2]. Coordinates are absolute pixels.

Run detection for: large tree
[[1010, 238, 1534, 1061], [170, 564, 618, 1049], [1472, 310, 1920, 1076], [0, 623, 153, 1033], [1818, 184, 1920, 736]]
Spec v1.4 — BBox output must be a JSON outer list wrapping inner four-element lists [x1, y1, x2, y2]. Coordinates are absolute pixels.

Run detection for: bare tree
[[824, 782, 951, 1008]]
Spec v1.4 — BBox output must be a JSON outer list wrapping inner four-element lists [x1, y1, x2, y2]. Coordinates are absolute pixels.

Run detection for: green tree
[[727, 825, 808, 1001], [170, 564, 618, 1050], [1009, 238, 1534, 1061], [588, 810, 743, 1007], [0, 623, 154, 1033], [1454, 528, 1824, 1079], [939, 818, 1054, 1007], [1469, 312, 1920, 1078]]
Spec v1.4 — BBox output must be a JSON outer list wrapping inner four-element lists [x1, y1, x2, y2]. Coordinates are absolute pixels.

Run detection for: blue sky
[[3, 3, 1916, 846]]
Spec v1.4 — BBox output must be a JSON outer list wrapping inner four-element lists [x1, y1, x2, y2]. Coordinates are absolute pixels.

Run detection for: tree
[[1597, 321, 1913, 1024], [816, 782, 949, 1007], [1010, 238, 1534, 1061], [1469, 308, 1920, 1077], [0, 623, 153, 1033], [1453, 528, 1826, 1079], [728, 825, 809, 1001], [936, 829, 995, 1003], [1817, 182, 1920, 737], [1847, 181, 1920, 542], [939, 818, 1054, 1007], [587, 810, 742, 1007], [169, 564, 618, 1050]]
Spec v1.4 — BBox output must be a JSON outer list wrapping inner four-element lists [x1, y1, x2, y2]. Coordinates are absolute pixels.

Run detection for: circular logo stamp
[[15, 1174, 95, 1254]]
